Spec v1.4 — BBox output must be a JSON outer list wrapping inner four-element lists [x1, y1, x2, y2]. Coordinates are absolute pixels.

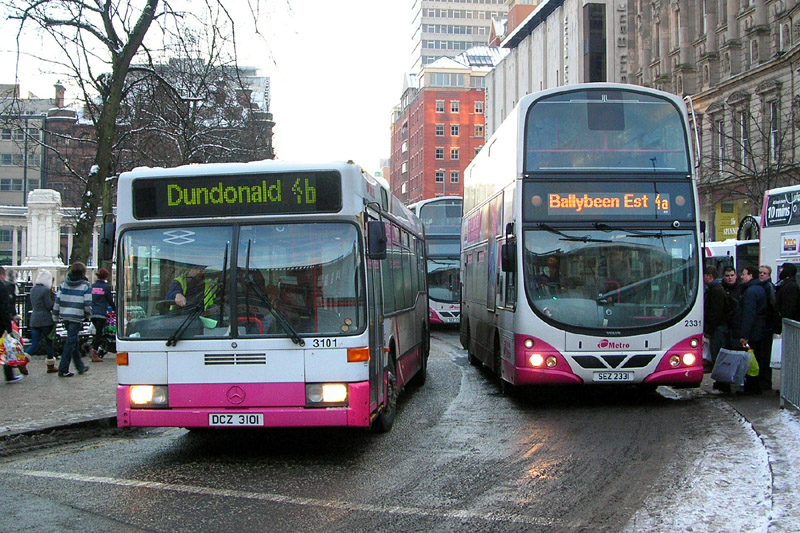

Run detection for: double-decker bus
[[105, 160, 429, 432], [408, 196, 462, 325], [461, 83, 704, 392]]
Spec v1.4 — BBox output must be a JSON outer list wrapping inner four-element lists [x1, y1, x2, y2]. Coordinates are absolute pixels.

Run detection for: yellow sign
[[715, 202, 739, 240]]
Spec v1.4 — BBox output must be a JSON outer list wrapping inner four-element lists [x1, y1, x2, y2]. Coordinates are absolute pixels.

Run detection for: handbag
[[711, 348, 749, 386], [770, 335, 782, 369], [746, 348, 760, 377]]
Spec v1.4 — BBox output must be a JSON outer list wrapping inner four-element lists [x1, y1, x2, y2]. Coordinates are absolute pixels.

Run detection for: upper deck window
[[524, 89, 690, 174]]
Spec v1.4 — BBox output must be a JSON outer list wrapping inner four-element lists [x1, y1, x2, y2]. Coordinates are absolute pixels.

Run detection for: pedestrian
[[26, 269, 57, 373], [0, 266, 22, 383], [89, 268, 115, 362], [704, 265, 729, 359], [2, 268, 20, 323], [776, 262, 800, 321], [730, 265, 768, 394], [53, 262, 92, 377]]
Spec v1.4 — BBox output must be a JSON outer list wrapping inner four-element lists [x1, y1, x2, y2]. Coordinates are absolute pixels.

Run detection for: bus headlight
[[529, 354, 544, 367], [682, 353, 697, 366], [306, 383, 348, 407], [689, 338, 700, 348], [669, 354, 681, 367], [129, 385, 169, 408]]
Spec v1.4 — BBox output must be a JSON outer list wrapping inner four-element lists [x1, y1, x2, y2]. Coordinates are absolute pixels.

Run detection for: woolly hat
[[779, 263, 797, 280], [95, 268, 110, 280], [34, 269, 53, 289]]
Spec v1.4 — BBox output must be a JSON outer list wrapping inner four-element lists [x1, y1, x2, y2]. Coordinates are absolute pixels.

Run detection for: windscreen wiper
[[244, 275, 305, 346], [165, 283, 223, 347], [243, 239, 304, 346], [538, 223, 610, 243], [593, 223, 691, 239]]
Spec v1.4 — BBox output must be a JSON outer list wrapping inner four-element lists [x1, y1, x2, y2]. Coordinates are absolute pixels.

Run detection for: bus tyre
[[412, 324, 429, 387], [466, 323, 479, 366], [372, 355, 397, 433]]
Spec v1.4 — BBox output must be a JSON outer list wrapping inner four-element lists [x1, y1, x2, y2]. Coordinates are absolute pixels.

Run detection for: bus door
[[366, 215, 385, 407]]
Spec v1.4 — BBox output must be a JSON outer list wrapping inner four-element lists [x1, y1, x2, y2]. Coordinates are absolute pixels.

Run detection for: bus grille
[[204, 353, 267, 366]]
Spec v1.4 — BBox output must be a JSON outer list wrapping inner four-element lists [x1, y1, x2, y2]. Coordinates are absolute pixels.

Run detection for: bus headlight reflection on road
[[130, 385, 169, 408]]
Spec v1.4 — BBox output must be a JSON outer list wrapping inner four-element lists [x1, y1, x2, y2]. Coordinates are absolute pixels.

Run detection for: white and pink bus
[[408, 196, 462, 326], [106, 160, 429, 431], [461, 84, 704, 392]]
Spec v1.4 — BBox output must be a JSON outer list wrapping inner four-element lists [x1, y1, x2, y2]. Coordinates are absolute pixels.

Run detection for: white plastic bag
[[770, 335, 782, 370]]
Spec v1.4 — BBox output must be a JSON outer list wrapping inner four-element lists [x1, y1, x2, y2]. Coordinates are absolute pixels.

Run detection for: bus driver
[[167, 265, 216, 311]]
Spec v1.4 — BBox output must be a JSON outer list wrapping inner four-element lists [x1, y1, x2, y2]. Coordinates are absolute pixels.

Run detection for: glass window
[[436, 147, 444, 160], [451, 101, 460, 113], [436, 124, 444, 136], [524, 89, 690, 173], [118, 223, 365, 340], [450, 147, 459, 160], [522, 228, 698, 332], [451, 124, 460, 136]]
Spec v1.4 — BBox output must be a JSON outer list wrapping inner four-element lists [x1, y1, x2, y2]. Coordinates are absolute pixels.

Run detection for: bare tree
[[699, 103, 800, 209], [1, 0, 261, 266]]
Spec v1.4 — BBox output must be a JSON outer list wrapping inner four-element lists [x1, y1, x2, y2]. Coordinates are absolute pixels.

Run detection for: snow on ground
[[624, 397, 800, 533]]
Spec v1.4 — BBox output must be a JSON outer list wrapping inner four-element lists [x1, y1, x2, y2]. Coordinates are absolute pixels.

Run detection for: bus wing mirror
[[501, 242, 516, 272], [101, 218, 116, 261], [367, 220, 387, 260]]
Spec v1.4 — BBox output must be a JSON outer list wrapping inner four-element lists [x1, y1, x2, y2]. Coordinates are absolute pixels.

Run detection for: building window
[[475, 146, 482, 156], [450, 124, 460, 136], [450, 100, 460, 113], [1, 129, 11, 140], [435, 147, 444, 160], [435, 170, 445, 183], [769, 101, 779, 164], [436, 100, 445, 113], [475, 101, 484, 114], [737, 111, 749, 167], [450, 170, 459, 183], [475, 124, 484, 137], [0, 178, 23, 191], [450, 148, 459, 160], [435, 124, 444, 136], [714, 119, 725, 171]]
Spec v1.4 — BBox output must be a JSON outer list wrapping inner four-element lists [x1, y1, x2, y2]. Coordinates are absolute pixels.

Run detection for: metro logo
[[598, 339, 631, 349]]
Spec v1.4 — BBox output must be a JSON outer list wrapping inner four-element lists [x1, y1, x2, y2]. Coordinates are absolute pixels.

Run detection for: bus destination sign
[[547, 192, 671, 215], [522, 181, 690, 221], [132, 171, 342, 219]]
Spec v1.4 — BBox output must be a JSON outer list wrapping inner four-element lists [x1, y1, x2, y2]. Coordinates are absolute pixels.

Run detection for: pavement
[[0, 353, 118, 438]]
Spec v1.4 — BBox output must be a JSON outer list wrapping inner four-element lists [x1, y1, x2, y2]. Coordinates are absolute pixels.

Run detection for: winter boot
[[46, 357, 58, 373], [89, 347, 104, 362]]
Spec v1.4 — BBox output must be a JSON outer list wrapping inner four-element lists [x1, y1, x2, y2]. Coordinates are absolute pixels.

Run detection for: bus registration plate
[[209, 413, 264, 426], [592, 371, 634, 382]]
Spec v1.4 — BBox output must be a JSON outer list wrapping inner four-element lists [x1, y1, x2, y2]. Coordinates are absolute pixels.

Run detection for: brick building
[[390, 47, 508, 205]]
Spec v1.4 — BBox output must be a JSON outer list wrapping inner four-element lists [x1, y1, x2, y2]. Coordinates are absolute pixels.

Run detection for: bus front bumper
[[116, 382, 373, 429]]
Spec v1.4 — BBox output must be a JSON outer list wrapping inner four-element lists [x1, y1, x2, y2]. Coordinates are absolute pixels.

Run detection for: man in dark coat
[[731, 265, 767, 393], [776, 262, 800, 322], [704, 265, 729, 364]]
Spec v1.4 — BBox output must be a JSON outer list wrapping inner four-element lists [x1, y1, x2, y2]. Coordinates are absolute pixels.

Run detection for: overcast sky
[[0, 0, 411, 174]]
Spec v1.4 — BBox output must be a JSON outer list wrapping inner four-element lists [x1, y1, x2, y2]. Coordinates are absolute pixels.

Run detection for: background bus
[[461, 83, 704, 392], [761, 184, 800, 282], [704, 239, 760, 274], [108, 160, 429, 432], [408, 196, 462, 326]]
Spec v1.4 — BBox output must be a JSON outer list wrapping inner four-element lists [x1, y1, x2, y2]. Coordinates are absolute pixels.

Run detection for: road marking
[[2, 468, 555, 527]]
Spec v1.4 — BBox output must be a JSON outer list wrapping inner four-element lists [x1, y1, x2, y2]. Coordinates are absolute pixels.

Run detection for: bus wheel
[[411, 324, 429, 387], [466, 323, 479, 366], [372, 355, 397, 433]]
